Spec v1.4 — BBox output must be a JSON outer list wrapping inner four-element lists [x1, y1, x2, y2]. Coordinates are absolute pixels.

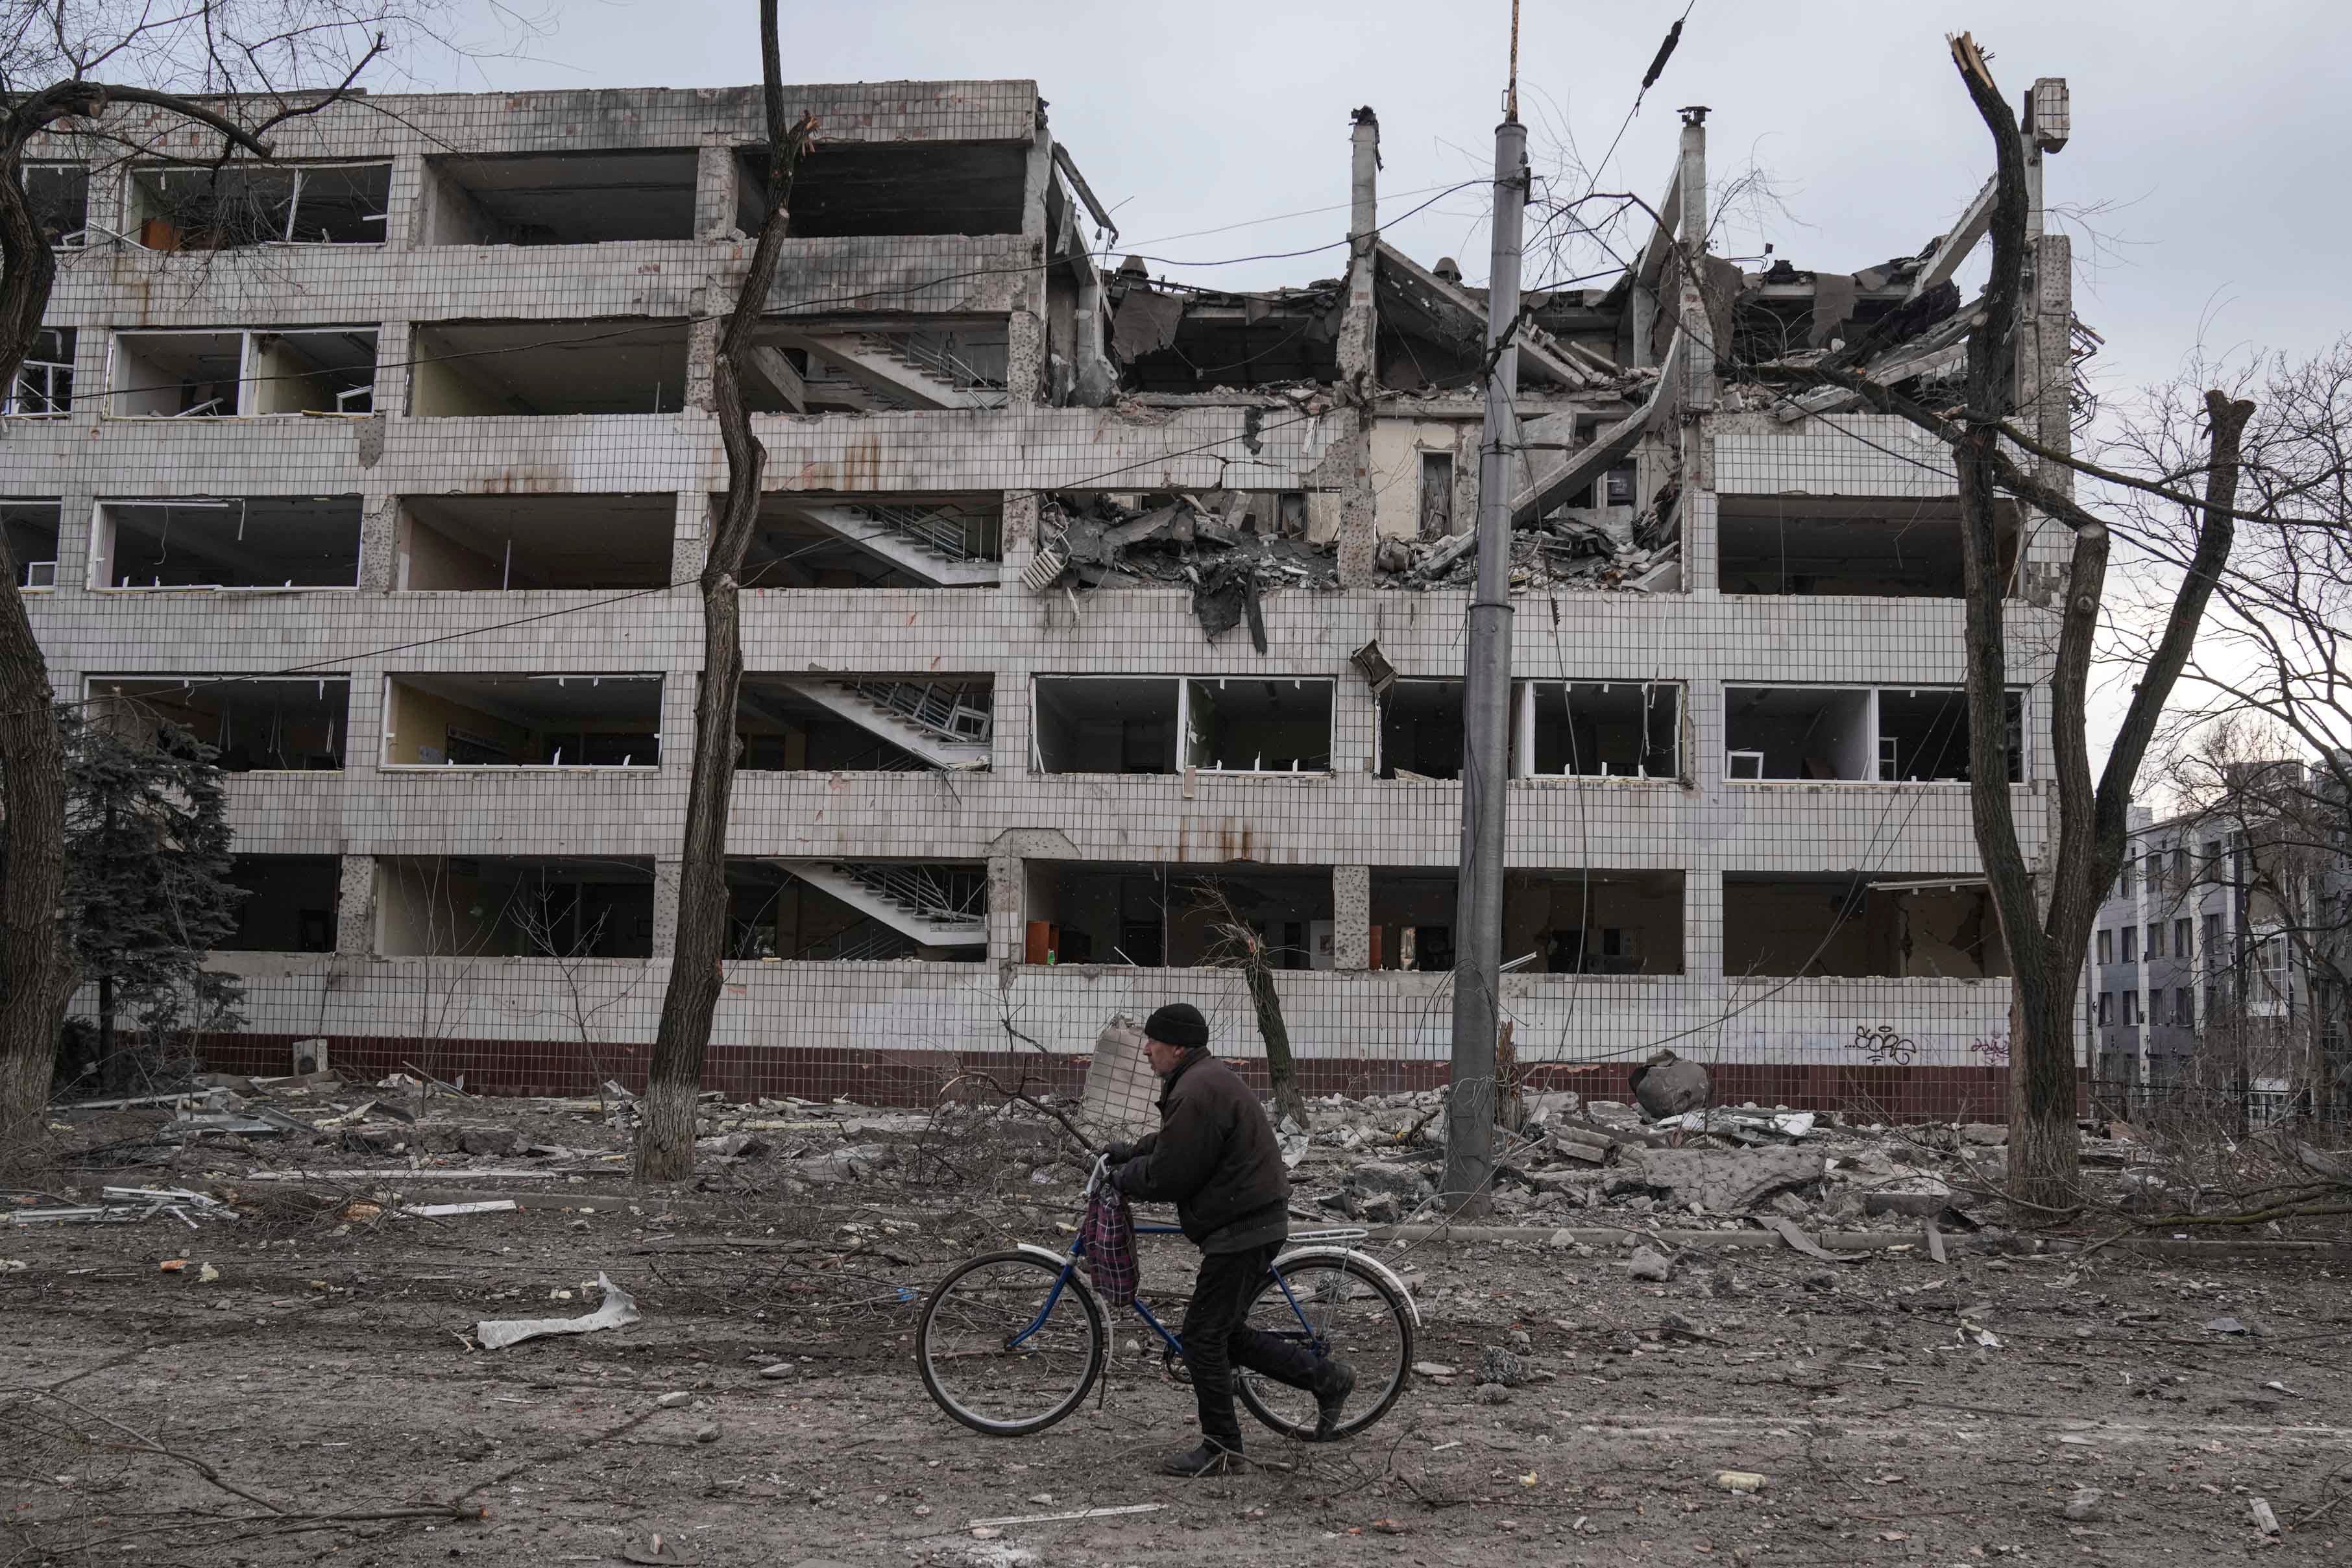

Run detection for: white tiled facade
[[11, 81, 2085, 1107]]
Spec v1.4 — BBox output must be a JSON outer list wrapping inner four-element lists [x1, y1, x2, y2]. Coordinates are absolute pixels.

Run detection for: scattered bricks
[[1621, 1147, 1825, 1212]]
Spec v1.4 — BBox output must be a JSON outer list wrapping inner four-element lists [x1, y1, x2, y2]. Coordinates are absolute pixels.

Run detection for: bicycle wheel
[[1236, 1253, 1414, 1441], [918, 1250, 1106, 1436]]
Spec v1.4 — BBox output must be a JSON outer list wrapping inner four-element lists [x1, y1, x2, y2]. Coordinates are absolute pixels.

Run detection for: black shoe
[[1161, 1441, 1244, 1477], [1313, 1358, 1357, 1440]]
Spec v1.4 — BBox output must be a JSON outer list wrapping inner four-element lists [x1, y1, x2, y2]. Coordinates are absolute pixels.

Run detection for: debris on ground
[[6, 1185, 238, 1229], [474, 1272, 640, 1350], [1631, 1050, 1712, 1120]]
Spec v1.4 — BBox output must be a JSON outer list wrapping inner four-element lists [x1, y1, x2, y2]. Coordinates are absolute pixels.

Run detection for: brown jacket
[[1113, 1049, 1289, 1251]]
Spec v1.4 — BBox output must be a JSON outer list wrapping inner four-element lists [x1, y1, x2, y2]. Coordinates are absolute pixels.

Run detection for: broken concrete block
[[1618, 1147, 1825, 1212], [1627, 1246, 1673, 1282], [1958, 1122, 2008, 1146], [458, 1125, 524, 1158], [1350, 1162, 1435, 1202], [1630, 1051, 1710, 1121]]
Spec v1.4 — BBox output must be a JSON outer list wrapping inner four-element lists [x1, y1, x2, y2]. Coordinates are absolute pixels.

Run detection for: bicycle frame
[[1004, 1158, 1388, 1362]]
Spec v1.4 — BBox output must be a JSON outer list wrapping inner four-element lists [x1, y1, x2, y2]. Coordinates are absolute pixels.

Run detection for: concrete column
[[670, 488, 710, 583], [999, 488, 1039, 596], [987, 855, 1026, 972], [1004, 132, 1054, 409], [384, 152, 426, 250], [684, 312, 720, 413], [1333, 865, 1370, 970], [1675, 109, 1712, 413], [1333, 108, 1381, 588], [336, 853, 377, 956], [694, 141, 736, 239], [650, 858, 683, 956], [372, 320, 411, 417], [357, 494, 399, 592]]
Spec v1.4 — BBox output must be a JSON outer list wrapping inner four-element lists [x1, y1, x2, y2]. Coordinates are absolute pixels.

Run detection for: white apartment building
[[8, 78, 2084, 1113]]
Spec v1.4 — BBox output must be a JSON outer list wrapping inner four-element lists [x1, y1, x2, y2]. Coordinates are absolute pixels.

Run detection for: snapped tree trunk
[[635, 6, 815, 1181], [1241, 944, 1309, 1131]]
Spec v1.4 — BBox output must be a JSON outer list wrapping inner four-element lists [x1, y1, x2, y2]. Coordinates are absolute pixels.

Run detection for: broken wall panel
[[396, 494, 677, 590], [1721, 874, 2006, 979], [382, 673, 662, 767], [408, 320, 690, 416], [376, 855, 655, 958], [91, 497, 363, 590], [424, 150, 699, 245], [88, 675, 348, 771]]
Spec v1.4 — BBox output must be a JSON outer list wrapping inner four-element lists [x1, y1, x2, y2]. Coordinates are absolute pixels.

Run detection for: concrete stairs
[[771, 328, 1006, 411], [782, 861, 987, 948], [783, 501, 1000, 588], [774, 677, 992, 770]]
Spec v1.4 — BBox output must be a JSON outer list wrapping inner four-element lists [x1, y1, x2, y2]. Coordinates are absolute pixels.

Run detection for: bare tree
[[1748, 34, 2266, 1212], [0, 3, 463, 1157], [1193, 882, 1309, 1129], [635, 1, 814, 1180]]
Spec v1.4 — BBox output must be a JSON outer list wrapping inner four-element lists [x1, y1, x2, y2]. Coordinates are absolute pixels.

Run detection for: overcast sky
[[444, 0, 2349, 397]]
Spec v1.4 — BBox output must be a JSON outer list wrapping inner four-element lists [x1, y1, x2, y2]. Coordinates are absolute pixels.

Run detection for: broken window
[[1717, 497, 2018, 598], [24, 163, 88, 245], [87, 676, 348, 771], [740, 141, 1025, 237], [1723, 686, 1874, 781], [1, 501, 59, 588], [1527, 681, 1681, 779], [8, 327, 73, 415], [744, 496, 1002, 589], [1185, 677, 1331, 773], [221, 856, 339, 952], [1366, 869, 1684, 974], [738, 675, 991, 773], [109, 329, 375, 417], [1377, 679, 1464, 780], [407, 320, 691, 416], [130, 162, 389, 249], [1721, 873, 2006, 978], [1725, 685, 2021, 784], [725, 859, 986, 962], [424, 150, 699, 245], [92, 497, 361, 590], [396, 494, 677, 590], [376, 856, 655, 958], [1024, 863, 1329, 969], [1030, 677, 1176, 775], [382, 673, 661, 767]]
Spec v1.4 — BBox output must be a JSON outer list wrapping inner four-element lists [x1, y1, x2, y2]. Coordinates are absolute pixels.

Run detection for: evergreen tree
[[61, 706, 244, 1082]]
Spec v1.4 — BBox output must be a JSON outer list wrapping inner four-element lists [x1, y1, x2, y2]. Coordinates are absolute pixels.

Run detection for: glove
[[1102, 1140, 1137, 1165]]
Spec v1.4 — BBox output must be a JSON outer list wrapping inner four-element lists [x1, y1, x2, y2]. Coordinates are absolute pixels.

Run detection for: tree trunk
[[635, 8, 814, 1181], [0, 134, 71, 1161]]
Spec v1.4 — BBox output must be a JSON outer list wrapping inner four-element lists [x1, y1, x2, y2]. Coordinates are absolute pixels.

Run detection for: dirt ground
[[6, 1087, 2351, 1567]]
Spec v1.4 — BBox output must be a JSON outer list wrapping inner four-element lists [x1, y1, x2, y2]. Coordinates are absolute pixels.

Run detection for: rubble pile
[[1381, 479, 1681, 594], [1037, 491, 1339, 647]]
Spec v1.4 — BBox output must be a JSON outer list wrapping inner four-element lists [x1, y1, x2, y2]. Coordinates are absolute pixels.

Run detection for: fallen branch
[[967, 1072, 1098, 1157]]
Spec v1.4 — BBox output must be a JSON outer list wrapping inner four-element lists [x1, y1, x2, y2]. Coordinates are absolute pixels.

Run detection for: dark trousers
[[1181, 1242, 1322, 1451]]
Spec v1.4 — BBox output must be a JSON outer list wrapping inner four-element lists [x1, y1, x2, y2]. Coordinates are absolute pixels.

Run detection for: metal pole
[[1442, 114, 1526, 1207]]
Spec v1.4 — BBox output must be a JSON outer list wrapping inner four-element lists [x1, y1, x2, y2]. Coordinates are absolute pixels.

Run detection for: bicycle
[[917, 1157, 1420, 1440]]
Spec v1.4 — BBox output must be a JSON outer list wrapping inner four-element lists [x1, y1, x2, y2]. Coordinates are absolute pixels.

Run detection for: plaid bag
[[1080, 1185, 1138, 1307]]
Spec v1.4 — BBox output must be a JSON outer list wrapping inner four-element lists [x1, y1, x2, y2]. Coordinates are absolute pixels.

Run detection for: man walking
[[1105, 1003, 1353, 1475]]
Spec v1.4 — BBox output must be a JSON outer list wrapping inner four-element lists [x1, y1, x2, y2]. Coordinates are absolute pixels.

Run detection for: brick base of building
[[196, 1033, 2028, 1122]]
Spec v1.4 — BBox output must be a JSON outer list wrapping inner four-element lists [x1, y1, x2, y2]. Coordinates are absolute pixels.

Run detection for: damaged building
[[10, 78, 2081, 1114]]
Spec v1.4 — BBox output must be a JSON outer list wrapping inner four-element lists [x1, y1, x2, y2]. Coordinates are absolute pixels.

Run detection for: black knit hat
[[1143, 1003, 1209, 1051]]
